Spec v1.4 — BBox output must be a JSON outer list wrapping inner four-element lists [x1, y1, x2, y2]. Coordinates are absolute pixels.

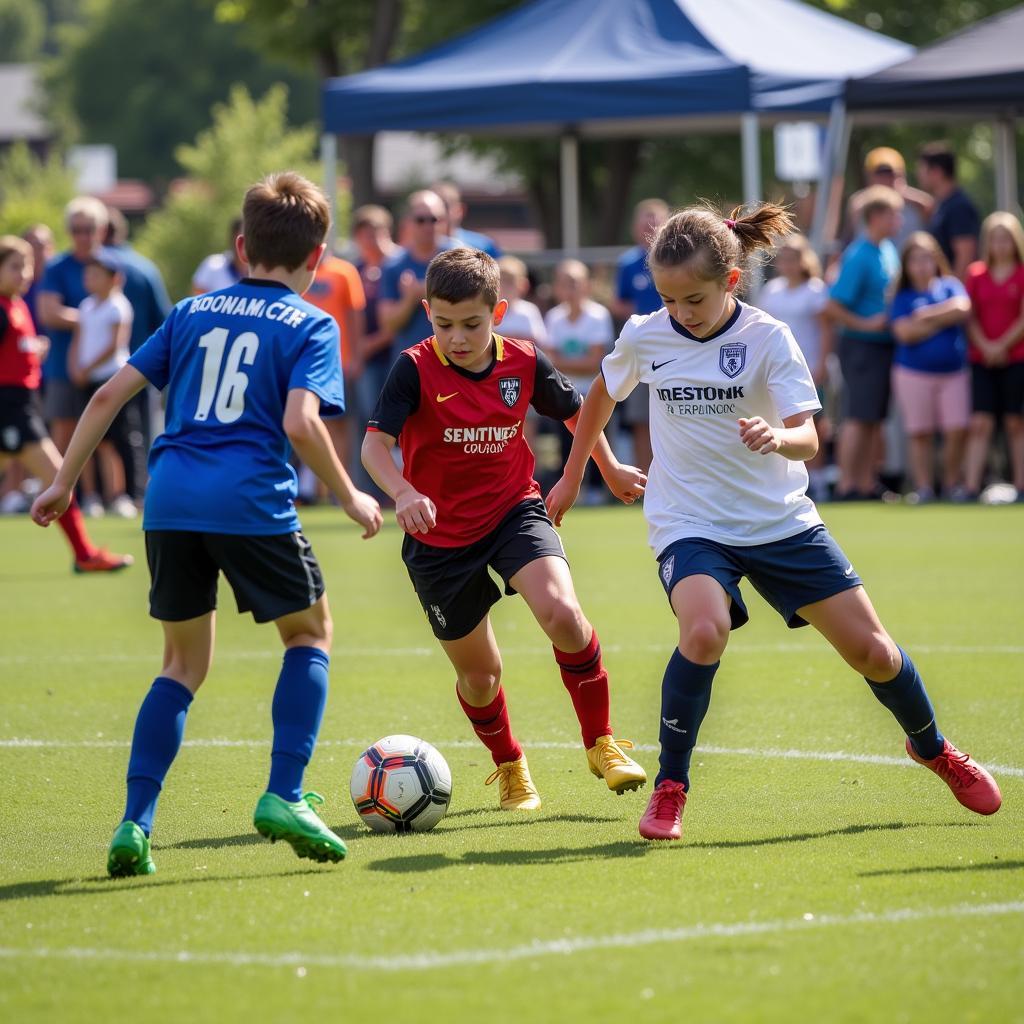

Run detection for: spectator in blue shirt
[[826, 186, 902, 500], [37, 197, 109, 454], [378, 190, 456, 365], [890, 232, 972, 503], [434, 181, 501, 259]]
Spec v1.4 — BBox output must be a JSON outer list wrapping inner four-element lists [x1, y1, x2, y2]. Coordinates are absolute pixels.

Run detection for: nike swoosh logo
[[652, 359, 676, 371], [844, 565, 855, 577], [436, 392, 459, 403]]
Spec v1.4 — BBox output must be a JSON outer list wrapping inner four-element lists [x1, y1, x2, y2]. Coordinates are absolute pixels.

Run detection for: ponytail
[[725, 202, 794, 259]]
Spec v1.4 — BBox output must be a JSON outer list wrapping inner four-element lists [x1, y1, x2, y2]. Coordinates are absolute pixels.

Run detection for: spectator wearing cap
[[433, 180, 502, 258], [67, 250, 141, 517], [917, 142, 981, 279], [846, 147, 932, 249], [37, 197, 109, 454]]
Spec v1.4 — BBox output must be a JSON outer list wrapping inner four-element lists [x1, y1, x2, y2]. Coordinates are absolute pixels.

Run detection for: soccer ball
[[350, 735, 452, 833]]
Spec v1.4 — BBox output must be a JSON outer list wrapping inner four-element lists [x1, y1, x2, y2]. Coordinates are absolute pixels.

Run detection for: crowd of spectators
[[2, 146, 1022, 517]]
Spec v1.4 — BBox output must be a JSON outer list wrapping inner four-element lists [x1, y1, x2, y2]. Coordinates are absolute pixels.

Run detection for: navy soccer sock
[[865, 646, 944, 759], [123, 677, 194, 836], [267, 647, 330, 803], [656, 650, 719, 789]]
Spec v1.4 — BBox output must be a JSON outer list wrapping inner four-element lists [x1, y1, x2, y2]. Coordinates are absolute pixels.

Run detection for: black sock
[[865, 646, 944, 759], [656, 649, 719, 788]]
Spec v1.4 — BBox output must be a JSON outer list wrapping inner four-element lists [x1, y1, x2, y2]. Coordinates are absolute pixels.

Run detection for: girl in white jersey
[[547, 202, 1001, 841]]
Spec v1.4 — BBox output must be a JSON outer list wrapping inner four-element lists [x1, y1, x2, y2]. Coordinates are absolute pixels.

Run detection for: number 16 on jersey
[[195, 328, 260, 424]]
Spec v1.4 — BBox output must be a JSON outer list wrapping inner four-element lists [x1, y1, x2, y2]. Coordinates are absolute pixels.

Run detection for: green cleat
[[107, 821, 156, 877], [253, 791, 347, 864]]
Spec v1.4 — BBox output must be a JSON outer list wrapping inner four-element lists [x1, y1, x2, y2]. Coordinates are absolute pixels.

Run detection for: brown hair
[[894, 231, 951, 294], [241, 172, 330, 271], [775, 232, 822, 281], [648, 201, 794, 287], [858, 184, 903, 224], [0, 234, 32, 268], [980, 211, 1024, 267], [426, 248, 500, 308], [353, 204, 393, 233]]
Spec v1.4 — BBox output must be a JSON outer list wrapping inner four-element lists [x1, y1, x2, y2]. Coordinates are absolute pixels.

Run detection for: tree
[[45, 0, 318, 184], [134, 85, 321, 301], [0, 0, 45, 62], [0, 142, 75, 245]]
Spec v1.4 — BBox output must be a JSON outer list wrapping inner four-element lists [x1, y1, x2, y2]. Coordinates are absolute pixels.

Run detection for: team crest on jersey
[[719, 342, 746, 379], [498, 377, 521, 408]]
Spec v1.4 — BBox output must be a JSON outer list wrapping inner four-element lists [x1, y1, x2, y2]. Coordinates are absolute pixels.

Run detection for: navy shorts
[[656, 525, 863, 630]]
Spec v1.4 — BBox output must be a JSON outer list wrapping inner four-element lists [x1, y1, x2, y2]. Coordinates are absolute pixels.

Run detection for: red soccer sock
[[456, 684, 523, 766], [57, 498, 97, 562], [554, 629, 612, 749]]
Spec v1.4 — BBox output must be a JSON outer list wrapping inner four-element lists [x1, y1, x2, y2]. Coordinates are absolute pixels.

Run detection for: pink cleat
[[638, 779, 687, 840], [906, 738, 1002, 815]]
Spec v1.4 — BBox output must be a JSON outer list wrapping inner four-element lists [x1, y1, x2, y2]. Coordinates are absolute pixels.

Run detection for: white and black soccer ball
[[350, 735, 452, 833]]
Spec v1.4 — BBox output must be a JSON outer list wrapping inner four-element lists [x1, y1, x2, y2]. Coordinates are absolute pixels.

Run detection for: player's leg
[[1005, 413, 1024, 492], [798, 587, 1001, 814], [509, 554, 645, 793], [439, 616, 540, 810], [19, 437, 132, 571], [109, 611, 214, 877]]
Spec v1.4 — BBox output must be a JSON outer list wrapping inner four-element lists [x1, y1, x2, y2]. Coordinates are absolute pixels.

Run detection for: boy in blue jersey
[[32, 173, 383, 876]]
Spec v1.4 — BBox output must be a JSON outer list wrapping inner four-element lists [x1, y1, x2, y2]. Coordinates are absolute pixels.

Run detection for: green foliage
[[134, 85, 319, 301], [0, 142, 75, 246], [45, 0, 318, 183], [0, 0, 45, 61]]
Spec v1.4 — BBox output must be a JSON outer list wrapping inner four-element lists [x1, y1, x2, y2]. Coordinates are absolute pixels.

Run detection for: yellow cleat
[[587, 736, 647, 794], [485, 755, 542, 810]]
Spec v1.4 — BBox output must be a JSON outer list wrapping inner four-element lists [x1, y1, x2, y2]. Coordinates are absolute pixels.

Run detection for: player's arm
[[284, 387, 382, 539], [825, 298, 887, 334], [31, 365, 148, 525], [739, 410, 818, 461], [361, 429, 436, 535], [37, 290, 78, 332]]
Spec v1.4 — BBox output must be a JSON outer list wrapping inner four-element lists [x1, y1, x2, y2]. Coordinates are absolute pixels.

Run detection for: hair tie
[[724, 218, 737, 230]]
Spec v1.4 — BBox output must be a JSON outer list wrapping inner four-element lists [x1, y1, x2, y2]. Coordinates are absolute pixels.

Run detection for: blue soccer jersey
[[129, 278, 344, 535]]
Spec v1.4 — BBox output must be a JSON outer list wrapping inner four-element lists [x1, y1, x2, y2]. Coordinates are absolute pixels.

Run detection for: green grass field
[[1, 503, 1022, 1022]]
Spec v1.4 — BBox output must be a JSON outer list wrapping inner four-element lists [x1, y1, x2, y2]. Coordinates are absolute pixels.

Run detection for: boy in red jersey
[[0, 235, 131, 572], [362, 248, 648, 809]]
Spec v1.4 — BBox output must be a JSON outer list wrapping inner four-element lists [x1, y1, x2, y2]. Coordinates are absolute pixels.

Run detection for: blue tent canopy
[[322, 0, 910, 134]]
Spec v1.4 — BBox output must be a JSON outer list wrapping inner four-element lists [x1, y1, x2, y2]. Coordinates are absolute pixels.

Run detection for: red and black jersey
[[0, 295, 41, 389], [368, 334, 581, 547]]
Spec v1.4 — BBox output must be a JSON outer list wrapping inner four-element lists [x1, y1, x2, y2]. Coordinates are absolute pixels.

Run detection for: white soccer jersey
[[601, 301, 822, 553]]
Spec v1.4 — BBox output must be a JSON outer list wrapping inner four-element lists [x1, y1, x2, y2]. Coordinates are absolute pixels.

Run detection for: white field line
[[0, 901, 1021, 972], [2, 735, 1023, 779], [2, 641, 1023, 666]]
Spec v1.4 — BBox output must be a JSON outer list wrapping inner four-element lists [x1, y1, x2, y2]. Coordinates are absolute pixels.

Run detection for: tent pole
[[321, 132, 339, 251], [741, 113, 761, 207], [560, 133, 580, 252], [810, 99, 847, 255], [993, 118, 1019, 214]]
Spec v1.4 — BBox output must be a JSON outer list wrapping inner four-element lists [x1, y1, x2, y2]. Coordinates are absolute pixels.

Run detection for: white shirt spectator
[[543, 299, 613, 393], [192, 251, 241, 294], [500, 298, 547, 345], [76, 292, 133, 383], [755, 277, 829, 374], [602, 303, 821, 552]]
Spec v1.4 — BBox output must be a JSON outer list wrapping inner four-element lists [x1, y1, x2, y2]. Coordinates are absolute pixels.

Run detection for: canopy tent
[[321, 0, 911, 248]]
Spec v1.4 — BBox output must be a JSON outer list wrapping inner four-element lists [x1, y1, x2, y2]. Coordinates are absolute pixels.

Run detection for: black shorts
[[838, 336, 893, 423], [402, 497, 567, 642], [0, 386, 48, 454], [145, 529, 325, 623], [971, 362, 1024, 418]]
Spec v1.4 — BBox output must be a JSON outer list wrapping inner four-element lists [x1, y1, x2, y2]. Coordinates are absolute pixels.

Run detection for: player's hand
[[395, 486, 437, 535], [738, 416, 779, 455], [30, 483, 73, 527], [342, 491, 384, 539], [398, 270, 425, 301], [601, 461, 647, 508], [545, 473, 582, 527]]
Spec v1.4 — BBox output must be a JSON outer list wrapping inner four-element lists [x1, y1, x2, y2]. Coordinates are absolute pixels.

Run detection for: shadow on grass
[[368, 838, 648, 873], [681, 819, 977, 851], [167, 822, 366, 849], [0, 866, 326, 903], [860, 858, 1024, 878]]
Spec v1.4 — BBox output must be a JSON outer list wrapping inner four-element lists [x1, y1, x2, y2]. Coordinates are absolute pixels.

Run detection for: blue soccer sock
[[865, 646, 944, 759], [123, 677, 194, 836], [656, 650, 719, 789], [267, 647, 330, 803]]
